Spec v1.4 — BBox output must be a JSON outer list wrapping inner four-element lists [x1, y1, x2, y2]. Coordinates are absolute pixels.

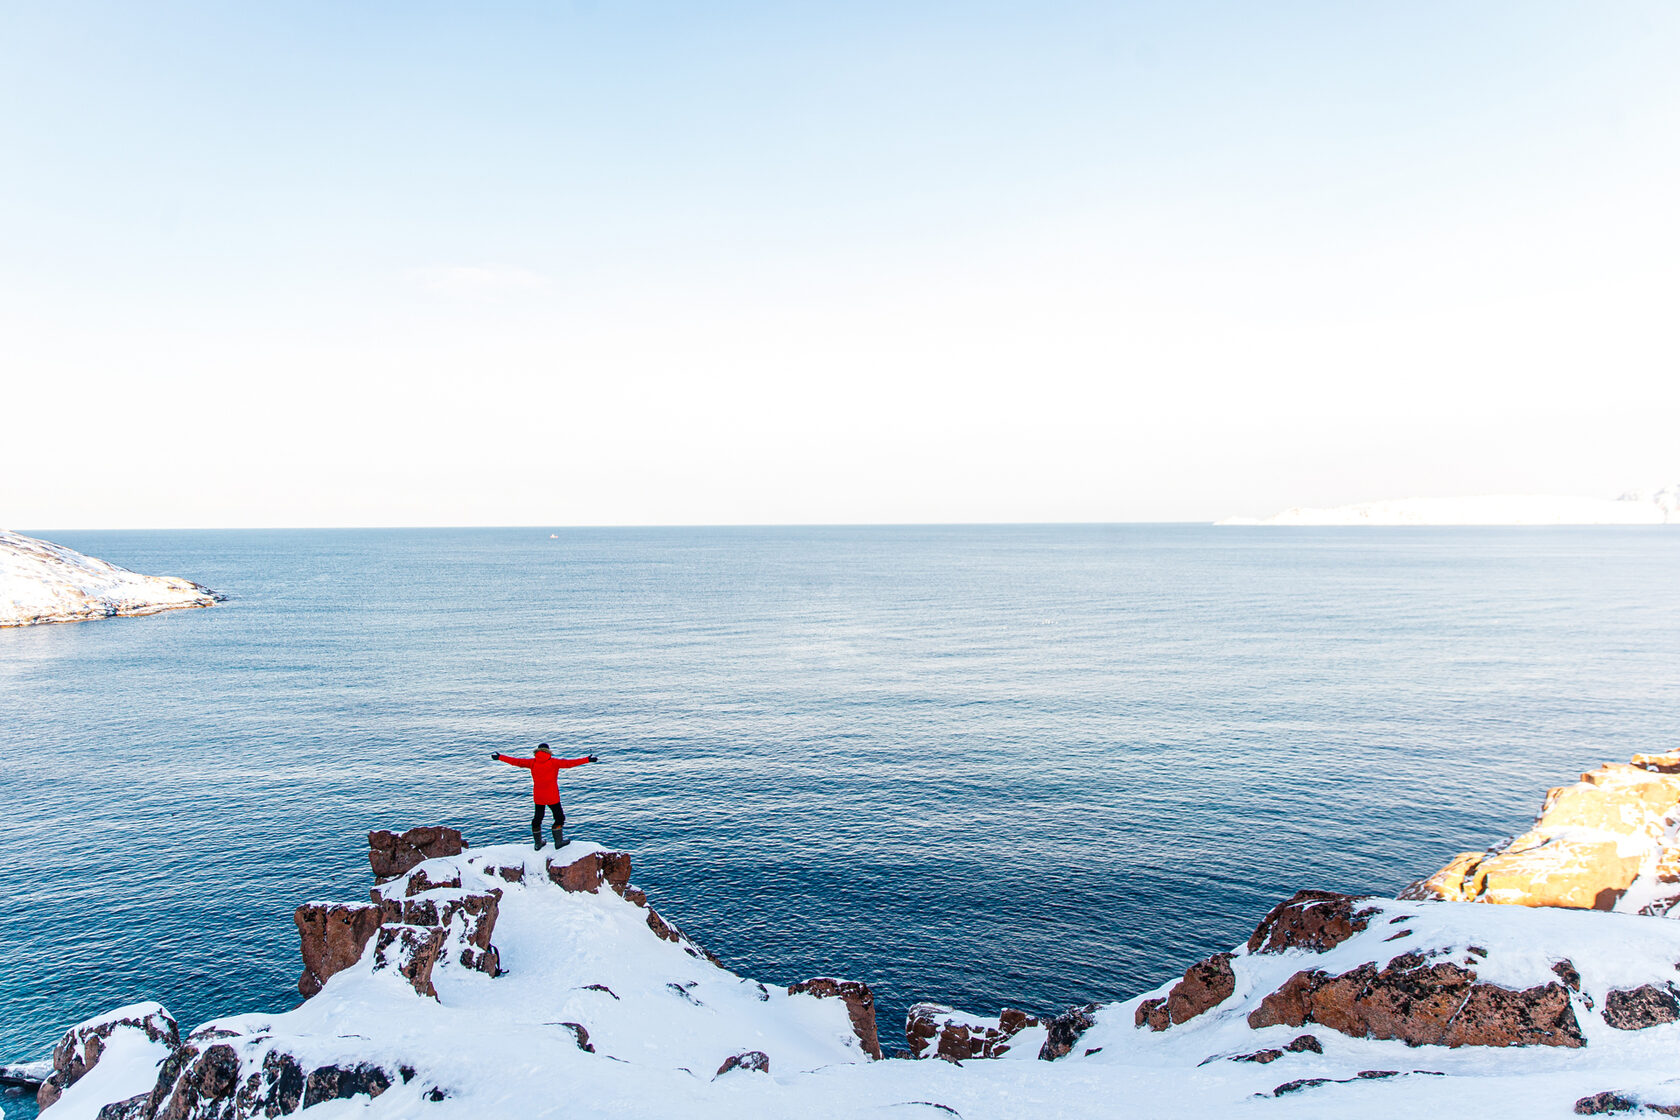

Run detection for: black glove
[[489, 752, 500, 760], [587, 754, 599, 763]]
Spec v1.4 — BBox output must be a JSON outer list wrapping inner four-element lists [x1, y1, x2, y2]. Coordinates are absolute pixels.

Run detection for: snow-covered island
[[1220, 485, 1680, 526], [0, 530, 221, 628], [20, 749, 1680, 1120]]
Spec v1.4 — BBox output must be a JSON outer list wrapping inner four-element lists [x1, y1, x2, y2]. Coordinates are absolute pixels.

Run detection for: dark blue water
[[3, 526, 1678, 1079]]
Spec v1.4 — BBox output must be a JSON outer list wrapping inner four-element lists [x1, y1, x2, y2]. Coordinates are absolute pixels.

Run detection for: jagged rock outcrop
[[1135, 952, 1236, 1030], [1601, 984, 1680, 1030], [367, 827, 467, 881], [1574, 1090, 1680, 1115], [36, 1003, 179, 1111], [293, 903, 382, 997], [715, 1051, 770, 1077], [904, 1004, 1041, 1061], [788, 979, 882, 1059], [543, 848, 632, 894], [295, 830, 503, 998], [1248, 890, 1377, 954], [1038, 1003, 1100, 1061], [371, 888, 502, 998], [144, 1039, 412, 1120], [1246, 948, 1585, 1048], [1402, 750, 1680, 914]]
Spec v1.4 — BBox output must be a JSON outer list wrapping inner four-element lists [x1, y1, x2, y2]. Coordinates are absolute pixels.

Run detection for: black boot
[[552, 824, 567, 849], [532, 825, 546, 851]]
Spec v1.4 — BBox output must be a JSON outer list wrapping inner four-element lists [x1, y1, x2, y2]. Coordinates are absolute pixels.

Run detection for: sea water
[[2, 526, 1677, 1091]]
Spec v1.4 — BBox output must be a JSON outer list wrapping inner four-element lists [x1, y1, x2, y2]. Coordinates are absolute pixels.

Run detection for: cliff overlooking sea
[[4, 526, 1678, 1120], [21, 747, 1680, 1119]]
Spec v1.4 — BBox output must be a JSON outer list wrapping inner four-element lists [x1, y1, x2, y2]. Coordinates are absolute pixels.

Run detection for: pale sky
[[3, 2, 1677, 528]]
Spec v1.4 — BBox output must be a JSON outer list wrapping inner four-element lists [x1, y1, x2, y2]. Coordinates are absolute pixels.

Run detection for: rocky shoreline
[[17, 749, 1680, 1118]]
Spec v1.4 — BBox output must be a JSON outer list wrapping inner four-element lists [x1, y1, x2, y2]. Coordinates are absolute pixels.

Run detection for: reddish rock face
[[368, 827, 466, 881], [715, 1051, 770, 1077], [545, 850, 633, 895], [374, 926, 449, 998], [1248, 952, 1584, 1048], [404, 868, 462, 896], [371, 890, 503, 997], [1166, 953, 1236, 1023], [645, 908, 682, 943], [295, 903, 383, 997], [1603, 984, 1680, 1030], [789, 979, 883, 1059], [1248, 891, 1377, 955], [1138, 952, 1237, 1033]]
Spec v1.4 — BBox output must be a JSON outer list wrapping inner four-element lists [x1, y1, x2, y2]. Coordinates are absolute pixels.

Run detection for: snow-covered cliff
[[1220, 486, 1680, 526], [25, 799, 1680, 1120], [0, 530, 220, 627]]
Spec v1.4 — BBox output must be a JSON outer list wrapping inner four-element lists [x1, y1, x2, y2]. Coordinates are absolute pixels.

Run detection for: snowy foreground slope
[[1220, 486, 1680, 526], [0, 530, 219, 627], [26, 812, 1680, 1120]]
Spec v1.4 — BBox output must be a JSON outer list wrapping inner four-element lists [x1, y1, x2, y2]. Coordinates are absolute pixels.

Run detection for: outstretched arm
[[558, 755, 599, 768], [492, 753, 537, 769]]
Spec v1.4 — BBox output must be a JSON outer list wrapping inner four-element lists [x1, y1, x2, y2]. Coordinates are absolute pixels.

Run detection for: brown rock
[[1602, 984, 1680, 1030], [1134, 997, 1168, 1031], [789, 978, 883, 1059], [301, 1062, 395, 1108], [374, 925, 449, 998], [295, 903, 383, 997], [1235, 1048, 1284, 1064], [602, 851, 632, 894], [1574, 1092, 1642, 1115], [233, 1049, 305, 1118], [368, 827, 466, 881], [1248, 955, 1584, 1048], [715, 1051, 770, 1076], [904, 1003, 1042, 1061], [544, 849, 633, 894], [558, 1023, 595, 1053], [646, 907, 682, 943], [1038, 1003, 1100, 1061], [1162, 953, 1236, 1028], [405, 868, 462, 896], [152, 1043, 240, 1120], [1248, 891, 1376, 955]]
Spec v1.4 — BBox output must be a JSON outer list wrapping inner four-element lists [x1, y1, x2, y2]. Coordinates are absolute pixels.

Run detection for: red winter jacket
[[496, 753, 591, 804]]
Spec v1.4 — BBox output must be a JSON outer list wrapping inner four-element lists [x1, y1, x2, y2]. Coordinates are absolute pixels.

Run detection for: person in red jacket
[[491, 743, 598, 850]]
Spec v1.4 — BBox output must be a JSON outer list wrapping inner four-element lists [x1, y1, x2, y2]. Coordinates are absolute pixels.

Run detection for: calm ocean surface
[[3, 526, 1678, 1091]]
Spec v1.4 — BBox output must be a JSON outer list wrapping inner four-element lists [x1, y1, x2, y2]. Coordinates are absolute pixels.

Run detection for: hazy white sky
[[3, 2, 1677, 528]]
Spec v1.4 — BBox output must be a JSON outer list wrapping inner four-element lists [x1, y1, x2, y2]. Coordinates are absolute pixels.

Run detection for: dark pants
[[532, 803, 564, 832]]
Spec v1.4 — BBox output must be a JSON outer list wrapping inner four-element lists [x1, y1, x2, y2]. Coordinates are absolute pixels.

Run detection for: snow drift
[[0, 530, 220, 627]]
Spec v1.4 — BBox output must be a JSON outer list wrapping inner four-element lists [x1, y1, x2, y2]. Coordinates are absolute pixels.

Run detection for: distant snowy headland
[[0, 530, 222, 628], [1220, 485, 1680, 526]]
